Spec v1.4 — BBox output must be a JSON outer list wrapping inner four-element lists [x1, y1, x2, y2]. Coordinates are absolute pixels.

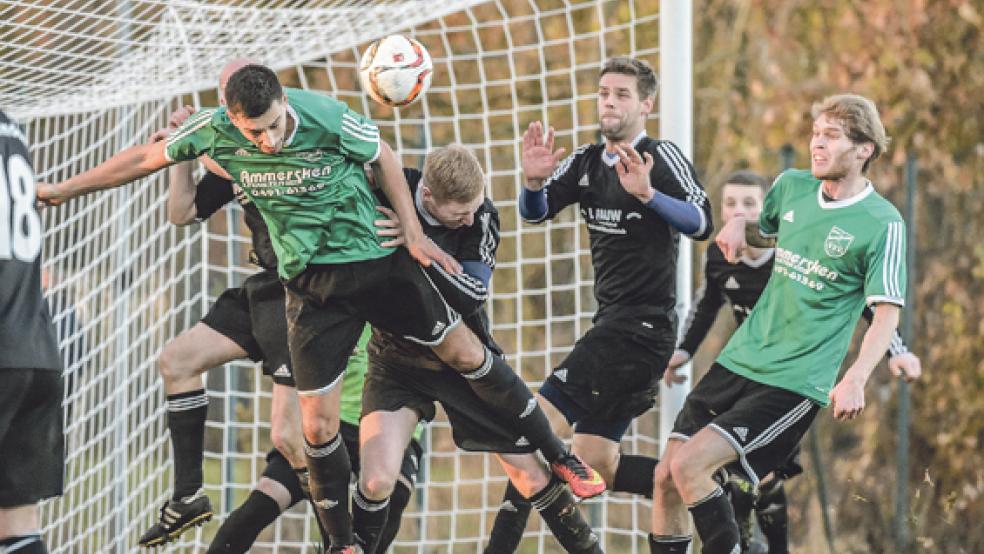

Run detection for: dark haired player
[[486, 55, 713, 552]]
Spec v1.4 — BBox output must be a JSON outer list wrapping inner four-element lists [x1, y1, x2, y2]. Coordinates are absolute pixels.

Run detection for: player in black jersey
[[0, 110, 64, 554], [358, 145, 601, 554], [485, 56, 713, 551], [663, 170, 921, 553]]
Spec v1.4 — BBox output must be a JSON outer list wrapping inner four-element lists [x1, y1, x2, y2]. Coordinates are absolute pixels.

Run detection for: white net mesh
[[11, 0, 674, 551]]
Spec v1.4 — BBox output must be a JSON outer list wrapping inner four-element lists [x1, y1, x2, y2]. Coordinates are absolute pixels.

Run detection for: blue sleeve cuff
[[644, 190, 705, 236], [460, 261, 492, 288], [519, 187, 548, 221]]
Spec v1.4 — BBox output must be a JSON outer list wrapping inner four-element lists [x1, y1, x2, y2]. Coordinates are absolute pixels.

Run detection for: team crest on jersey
[[824, 226, 854, 258], [234, 147, 251, 157], [298, 149, 324, 162]]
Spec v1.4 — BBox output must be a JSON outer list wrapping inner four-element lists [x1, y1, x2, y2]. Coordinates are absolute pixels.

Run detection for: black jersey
[[369, 168, 502, 366], [527, 135, 712, 321], [678, 243, 773, 355], [0, 111, 61, 371], [194, 172, 278, 271], [679, 242, 909, 358]]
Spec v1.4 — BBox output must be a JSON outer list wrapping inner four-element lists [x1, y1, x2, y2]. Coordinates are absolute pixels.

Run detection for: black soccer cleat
[[138, 489, 214, 547]]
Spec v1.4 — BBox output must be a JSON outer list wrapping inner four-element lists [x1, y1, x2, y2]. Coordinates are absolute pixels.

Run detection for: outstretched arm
[[38, 140, 171, 206], [829, 302, 901, 420]]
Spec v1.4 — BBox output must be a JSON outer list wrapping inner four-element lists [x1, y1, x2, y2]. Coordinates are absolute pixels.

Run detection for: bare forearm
[[373, 142, 424, 242], [167, 162, 198, 225], [842, 304, 901, 385], [59, 142, 168, 200], [745, 219, 776, 248]]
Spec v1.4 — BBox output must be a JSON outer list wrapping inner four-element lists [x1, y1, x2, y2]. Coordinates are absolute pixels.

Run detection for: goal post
[[3, 1, 694, 551]]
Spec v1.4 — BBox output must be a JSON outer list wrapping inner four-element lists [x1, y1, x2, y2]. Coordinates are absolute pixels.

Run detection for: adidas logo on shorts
[[431, 321, 446, 335], [515, 436, 530, 447], [554, 368, 568, 383], [273, 364, 291, 378], [733, 426, 749, 442]]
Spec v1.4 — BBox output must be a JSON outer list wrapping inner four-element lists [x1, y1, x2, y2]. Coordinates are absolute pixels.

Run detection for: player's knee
[[433, 329, 484, 370], [518, 469, 550, 498], [270, 427, 305, 468], [157, 342, 192, 383], [299, 410, 340, 445], [668, 450, 702, 489], [360, 471, 398, 501]]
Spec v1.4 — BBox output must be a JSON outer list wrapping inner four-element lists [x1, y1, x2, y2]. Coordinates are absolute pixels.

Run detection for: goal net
[[3, 1, 689, 551]]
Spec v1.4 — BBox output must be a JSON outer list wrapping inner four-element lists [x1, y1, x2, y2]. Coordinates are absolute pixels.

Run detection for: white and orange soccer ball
[[358, 35, 433, 108]]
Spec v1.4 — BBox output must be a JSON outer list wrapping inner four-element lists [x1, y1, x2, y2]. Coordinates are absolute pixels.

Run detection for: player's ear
[[856, 142, 874, 162], [640, 94, 654, 116]]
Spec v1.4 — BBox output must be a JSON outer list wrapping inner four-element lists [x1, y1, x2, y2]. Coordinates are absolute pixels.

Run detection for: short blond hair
[[423, 144, 485, 203], [812, 94, 890, 172]]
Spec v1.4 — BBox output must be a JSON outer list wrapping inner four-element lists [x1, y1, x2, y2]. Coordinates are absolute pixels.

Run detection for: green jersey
[[340, 325, 371, 426], [717, 169, 906, 406], [165, 88, 392, 279]]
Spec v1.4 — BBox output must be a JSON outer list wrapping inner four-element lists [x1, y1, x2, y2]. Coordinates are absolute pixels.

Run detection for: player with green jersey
[[39, 63, 602, 553], [649, 94, 906, 554]]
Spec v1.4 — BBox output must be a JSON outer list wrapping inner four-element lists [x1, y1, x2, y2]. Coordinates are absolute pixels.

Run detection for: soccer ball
[[358, 35, 433, 108]]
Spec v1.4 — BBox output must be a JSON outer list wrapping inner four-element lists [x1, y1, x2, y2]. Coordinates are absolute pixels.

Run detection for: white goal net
[[3, 0, 690, 552]]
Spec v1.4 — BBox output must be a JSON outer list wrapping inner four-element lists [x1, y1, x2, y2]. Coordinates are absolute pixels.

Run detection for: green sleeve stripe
[[166, 109, 214, 147], [882, 221, 904, 299]]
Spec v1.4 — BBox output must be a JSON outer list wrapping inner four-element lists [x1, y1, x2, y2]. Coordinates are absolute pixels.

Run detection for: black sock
[[647, 534, 691, 553], [484, 480, 533, 554], [352, 485, 390, 554], [305, 434, 354, 548], [166, 389, 208, 500], [756, 479, 789, 554], [206, 490, 281, 554], [688, 486, 740, 554], [0, 534, 47, 553], [727, 475, 757, 552], [463, 349, 566, 462], [612, 454, 658, 497], [378, 480, 412, 552], [294, 466, 331, 550], [529, 476, 601, 554]]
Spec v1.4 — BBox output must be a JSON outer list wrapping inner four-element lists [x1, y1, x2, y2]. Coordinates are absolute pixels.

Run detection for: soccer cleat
[[138, 489, 213, 547], [550, 453, 606, 499]]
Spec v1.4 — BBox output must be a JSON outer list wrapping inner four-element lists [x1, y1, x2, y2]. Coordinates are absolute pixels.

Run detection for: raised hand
[[521, 121, 566, 189], [612, 143, 655, 202], [716, 216, 748, 264]]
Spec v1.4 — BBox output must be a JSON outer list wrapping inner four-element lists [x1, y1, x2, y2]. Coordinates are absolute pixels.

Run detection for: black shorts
[[540, 314, 675, 437], [201, 270, 294, 386], [361, 355, 534, 455], [284, 249, 461, 395], [670, 363, 820, 486], [0, 368, 64, 507]]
